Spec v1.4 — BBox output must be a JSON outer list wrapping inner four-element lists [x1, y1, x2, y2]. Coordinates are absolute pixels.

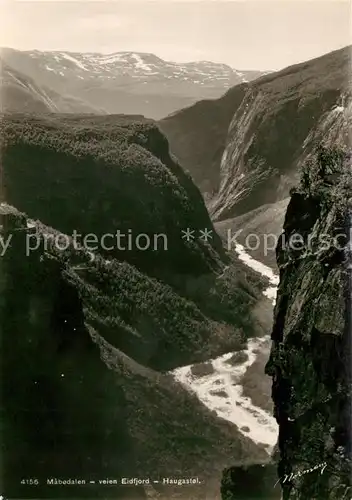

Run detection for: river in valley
[[170, 243, 279, 452]]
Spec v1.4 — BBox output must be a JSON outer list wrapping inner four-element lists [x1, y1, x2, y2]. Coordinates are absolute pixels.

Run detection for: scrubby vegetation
[[0, 206, 268, 500], [0, 114, 270, 368], [0, 112, 274, 499], [25, 217, 264, 371], [1, 113, 226, 278]]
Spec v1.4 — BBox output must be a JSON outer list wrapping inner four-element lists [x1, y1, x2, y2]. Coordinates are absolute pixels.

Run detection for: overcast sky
[[1, 0, 351, 70]]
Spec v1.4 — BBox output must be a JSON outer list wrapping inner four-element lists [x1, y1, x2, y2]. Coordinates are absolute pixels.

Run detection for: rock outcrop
[[220, 145, 351, 500], [211, 46, 351, 221], [161, 45, 351, 217], [265, 145, 352, 499]]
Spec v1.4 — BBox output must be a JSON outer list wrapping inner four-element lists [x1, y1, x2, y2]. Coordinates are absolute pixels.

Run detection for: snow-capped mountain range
[[1, 48, 269, 118], [2, 48, 266, 86]]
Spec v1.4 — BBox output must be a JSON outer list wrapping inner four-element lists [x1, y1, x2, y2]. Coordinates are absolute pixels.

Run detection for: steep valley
[[162, 44, 352, 500], [161, 46, 352, 265], [0, 42, 351, 500], [162, 46, 351, 210], [221, 146, 351, 499], [0, 114, 275, 499]]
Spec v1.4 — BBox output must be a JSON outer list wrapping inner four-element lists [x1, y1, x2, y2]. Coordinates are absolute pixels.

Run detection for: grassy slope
[[1, 62, 54, 113], [1, 62, 105, 114]]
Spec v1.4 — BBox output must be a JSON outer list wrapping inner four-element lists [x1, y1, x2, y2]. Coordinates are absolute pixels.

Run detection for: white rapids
[[234, 243, 279, 305], [171, 243, 280, 451], [172, 336, 278, 451]]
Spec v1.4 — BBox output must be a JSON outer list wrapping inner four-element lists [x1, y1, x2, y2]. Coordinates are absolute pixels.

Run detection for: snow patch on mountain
[[61, 53, 88, 71], [131, 53, 152, 72], [99, 53, 125, 65], [3, 49, 269, 88]]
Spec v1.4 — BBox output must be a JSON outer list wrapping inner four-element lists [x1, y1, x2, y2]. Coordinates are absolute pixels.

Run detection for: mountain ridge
[[1, 47, 268, 86], [211, 45, 351, 221], [160, 45, 351, 200], [1, 62, 105, 114], [0, 47, 269, 119]]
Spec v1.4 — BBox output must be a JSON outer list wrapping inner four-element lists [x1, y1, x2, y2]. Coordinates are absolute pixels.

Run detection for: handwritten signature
[[274, 461, 327, 488]]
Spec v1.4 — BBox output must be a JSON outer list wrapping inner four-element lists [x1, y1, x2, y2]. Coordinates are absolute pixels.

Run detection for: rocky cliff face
[[211, 47, 351, 269], [161, 46, 351, 215], [265, 146, 352, 499], [211, 46, 351, 221]]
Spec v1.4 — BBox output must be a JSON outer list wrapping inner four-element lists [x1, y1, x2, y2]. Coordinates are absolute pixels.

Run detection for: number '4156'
[[21, 479, 39, 485]]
